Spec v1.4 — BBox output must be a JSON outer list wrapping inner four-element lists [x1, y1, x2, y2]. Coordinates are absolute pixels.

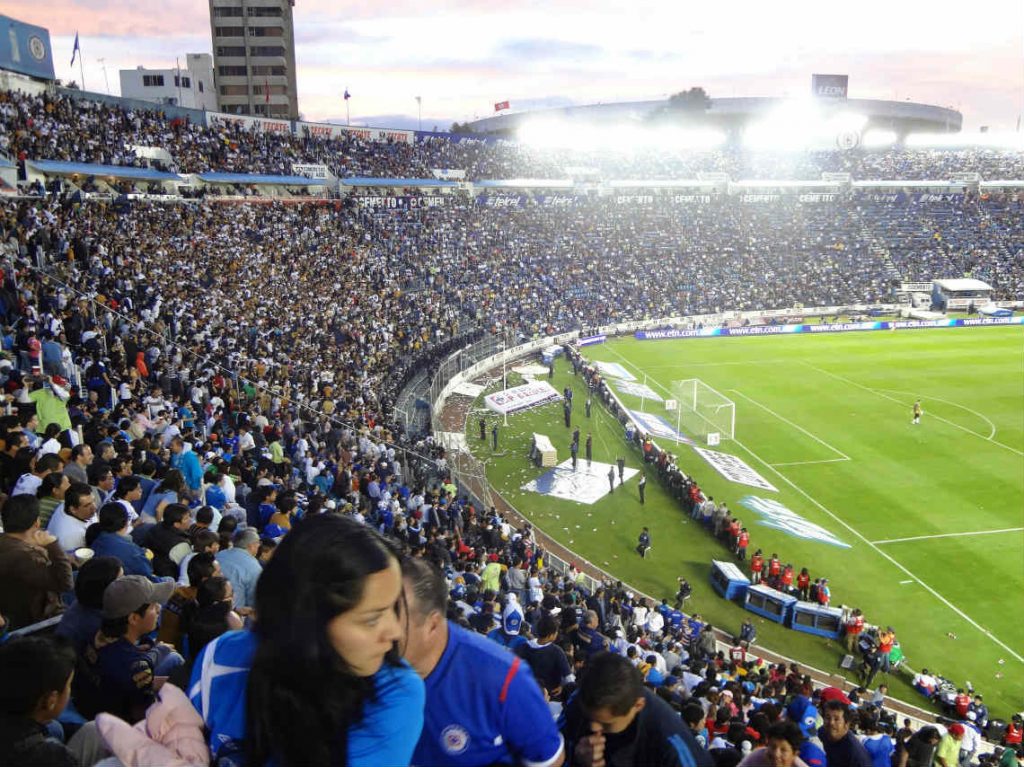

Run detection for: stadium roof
[[28, 160, 181, 181], [197, 172, 326, 186], [340, 178, 458, 187], [468, 96, 963, 137]]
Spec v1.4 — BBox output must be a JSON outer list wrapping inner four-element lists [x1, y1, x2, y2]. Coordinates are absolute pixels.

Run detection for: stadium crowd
[[0, 85, 1021, 767], [4, 89, 1024, 182]]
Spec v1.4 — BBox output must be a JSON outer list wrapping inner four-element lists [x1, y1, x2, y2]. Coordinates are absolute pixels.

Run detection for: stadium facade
[[468, 96, 963, 141]]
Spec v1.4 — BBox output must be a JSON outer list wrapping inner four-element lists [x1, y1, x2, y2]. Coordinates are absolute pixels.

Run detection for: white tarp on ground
[[484, 380, 562, 415], [614, 380, 664, 402], [513, 364, 551, 380], [452, 382, 486, 397], [522, 459, 640, 505], [595, 361, 637, 381], [692, 447, 777, 491]]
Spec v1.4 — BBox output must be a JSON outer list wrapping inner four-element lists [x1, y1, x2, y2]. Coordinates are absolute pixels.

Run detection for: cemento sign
[[740, 496, 851, 549]]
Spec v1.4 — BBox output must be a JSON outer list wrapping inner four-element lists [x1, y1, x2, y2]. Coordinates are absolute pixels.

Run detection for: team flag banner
[[484, 380, 561, 415], [692, 447, 777, 492], [740, 496, 850, 548], [628, 410, 693, 444], [614, 381, 663, 402], [595, 361, 636, 381], [494, 100, 510, 112]]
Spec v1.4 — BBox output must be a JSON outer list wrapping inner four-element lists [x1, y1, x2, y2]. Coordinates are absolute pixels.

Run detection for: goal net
[[669, 379, 736, 442]]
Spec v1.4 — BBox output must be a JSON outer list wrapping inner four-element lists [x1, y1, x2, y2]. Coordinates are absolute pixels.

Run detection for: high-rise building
[[208, 0, 298, 119]]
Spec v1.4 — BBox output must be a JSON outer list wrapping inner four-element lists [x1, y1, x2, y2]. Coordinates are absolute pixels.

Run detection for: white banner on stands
[[291, 164, 330, 179], [207, 112, 292, 134], [484, 380, 562, 415], [296, 120, 415, 145]]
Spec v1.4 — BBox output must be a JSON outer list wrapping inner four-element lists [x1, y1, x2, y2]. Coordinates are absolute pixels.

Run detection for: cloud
[[492, 39, 603, 62]]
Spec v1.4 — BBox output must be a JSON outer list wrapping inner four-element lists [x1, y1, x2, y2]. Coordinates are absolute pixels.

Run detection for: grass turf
[[466, 326, 1024, 717]]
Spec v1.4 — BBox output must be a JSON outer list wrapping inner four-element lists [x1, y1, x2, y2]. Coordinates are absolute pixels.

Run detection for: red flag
[[494, 100, 510, 112]]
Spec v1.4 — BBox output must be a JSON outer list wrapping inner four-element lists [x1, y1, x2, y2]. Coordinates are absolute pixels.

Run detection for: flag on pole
[[70, 32, 80, 66], [265, 78, 270, 104], [494, 100, 510, 112], [344, 89, 351, 101]]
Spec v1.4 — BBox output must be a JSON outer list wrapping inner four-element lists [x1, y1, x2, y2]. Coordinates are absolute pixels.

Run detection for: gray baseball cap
[[102, 575, 175, 619]]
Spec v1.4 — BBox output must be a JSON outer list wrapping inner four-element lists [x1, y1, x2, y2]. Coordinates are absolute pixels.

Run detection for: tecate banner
[[811, 73, 849, 98], [484, 381, 562, 415]]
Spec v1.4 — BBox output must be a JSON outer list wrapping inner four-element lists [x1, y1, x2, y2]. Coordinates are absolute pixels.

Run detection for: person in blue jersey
[[188, 514, 424, 767], [401, 556, 565, 767], [560, 651, 712, 767]]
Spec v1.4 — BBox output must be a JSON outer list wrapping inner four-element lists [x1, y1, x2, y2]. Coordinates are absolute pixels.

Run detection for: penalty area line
[[872, 527, 1024, 545]]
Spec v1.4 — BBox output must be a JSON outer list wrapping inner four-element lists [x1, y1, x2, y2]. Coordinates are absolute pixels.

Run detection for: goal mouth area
[[669, 378, 736, 442]]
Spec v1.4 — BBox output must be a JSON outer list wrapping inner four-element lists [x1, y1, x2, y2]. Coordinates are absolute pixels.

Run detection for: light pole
[[416, 96, 422, 132], [97, 57, 110, 94]]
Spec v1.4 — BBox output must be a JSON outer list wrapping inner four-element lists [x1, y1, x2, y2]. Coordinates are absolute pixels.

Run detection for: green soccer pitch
[[465, 326, 1024, 716]]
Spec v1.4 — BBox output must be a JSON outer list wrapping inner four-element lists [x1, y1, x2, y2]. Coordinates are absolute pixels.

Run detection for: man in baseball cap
[[936, 724, 965, 767], [73, 576, 181, 723]]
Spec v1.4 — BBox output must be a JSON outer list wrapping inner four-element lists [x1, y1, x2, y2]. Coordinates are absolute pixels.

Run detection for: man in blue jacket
[[169, 437, 202, 500]]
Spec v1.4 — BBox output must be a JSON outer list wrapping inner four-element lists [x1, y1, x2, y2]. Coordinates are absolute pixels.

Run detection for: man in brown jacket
[[0, 495, 73, 629]]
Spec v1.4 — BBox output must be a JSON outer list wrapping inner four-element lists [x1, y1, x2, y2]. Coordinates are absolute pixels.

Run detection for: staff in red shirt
[[780, 564, 794, 593], [736, 529, 749, 561], [750, 550, 764, 584], [796, 568, 811, 601], [767, 554, 781, 588], [844, 608, 864, 653]]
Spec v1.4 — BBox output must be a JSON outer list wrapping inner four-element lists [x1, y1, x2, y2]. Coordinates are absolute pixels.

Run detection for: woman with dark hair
[[139, 468, 186, 524], [189, 513, 424, 766], [87, 503, 157, 580], [184, 575, 242, 660]]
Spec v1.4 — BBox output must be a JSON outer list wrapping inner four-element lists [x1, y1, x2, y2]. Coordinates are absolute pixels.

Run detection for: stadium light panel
[[862, 129, 898, 148]]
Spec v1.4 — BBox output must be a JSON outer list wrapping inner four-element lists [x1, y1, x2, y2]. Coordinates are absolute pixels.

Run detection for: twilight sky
[[3, 0, 1022, 131]]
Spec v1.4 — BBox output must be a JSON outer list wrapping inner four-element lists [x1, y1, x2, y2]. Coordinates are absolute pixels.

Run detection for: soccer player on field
[[912, 400, 923, 425]]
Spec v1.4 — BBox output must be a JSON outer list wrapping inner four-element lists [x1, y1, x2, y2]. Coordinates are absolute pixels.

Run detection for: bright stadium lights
[[862, 129, 898, 148], [743, 99, 822, 151]]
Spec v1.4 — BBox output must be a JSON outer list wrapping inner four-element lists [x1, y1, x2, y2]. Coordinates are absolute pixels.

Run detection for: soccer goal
[[669, 379, 736, 442]]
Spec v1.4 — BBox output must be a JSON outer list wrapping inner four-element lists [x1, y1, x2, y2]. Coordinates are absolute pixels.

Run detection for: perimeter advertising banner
[[0, 15, 55, 81], [635, 316, 1024, 341], [811, 74, 849, 99]]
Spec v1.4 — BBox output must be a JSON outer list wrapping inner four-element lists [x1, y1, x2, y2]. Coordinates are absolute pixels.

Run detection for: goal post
[[669, 379, 736, 442]]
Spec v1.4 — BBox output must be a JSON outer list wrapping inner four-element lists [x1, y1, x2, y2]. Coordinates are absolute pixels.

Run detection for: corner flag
[[70, 32, 80, 66]]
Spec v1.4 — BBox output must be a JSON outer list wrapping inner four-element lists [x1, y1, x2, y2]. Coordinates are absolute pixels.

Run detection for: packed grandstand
[[0, 82, 1021, 767]]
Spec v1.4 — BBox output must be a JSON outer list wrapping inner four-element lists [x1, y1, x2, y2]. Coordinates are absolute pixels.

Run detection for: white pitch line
[[771, 458, 851, 467], [873, 527, 1024, 545], [601, 346, 1024, 666], [729, 389, 850, 461], [801, 362, 1024, 458], [873, 387, 998, 440]]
